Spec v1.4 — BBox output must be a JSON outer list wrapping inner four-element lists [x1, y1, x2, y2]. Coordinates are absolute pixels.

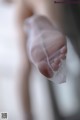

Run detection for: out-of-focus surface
[[29, 38, 80, 120], [0, 3, 26, 120], [0, 1, 80, 120]]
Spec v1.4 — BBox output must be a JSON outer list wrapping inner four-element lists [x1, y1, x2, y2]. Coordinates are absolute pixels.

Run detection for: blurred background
[[0, 1, 80, 120]]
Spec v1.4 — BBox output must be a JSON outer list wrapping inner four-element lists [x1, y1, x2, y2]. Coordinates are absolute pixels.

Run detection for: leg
[[16, 1, 33, 119], [24, 0, 67, 78]]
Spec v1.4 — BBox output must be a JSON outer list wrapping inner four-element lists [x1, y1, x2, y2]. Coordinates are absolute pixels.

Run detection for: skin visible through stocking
[[27, 15, 67, 78]]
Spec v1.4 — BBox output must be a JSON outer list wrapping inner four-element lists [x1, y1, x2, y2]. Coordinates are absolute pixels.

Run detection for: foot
[[27, 15, 67, 78]]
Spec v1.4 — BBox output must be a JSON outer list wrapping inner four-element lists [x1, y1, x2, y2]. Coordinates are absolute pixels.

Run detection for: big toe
[[38, 61, 53, 78]]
